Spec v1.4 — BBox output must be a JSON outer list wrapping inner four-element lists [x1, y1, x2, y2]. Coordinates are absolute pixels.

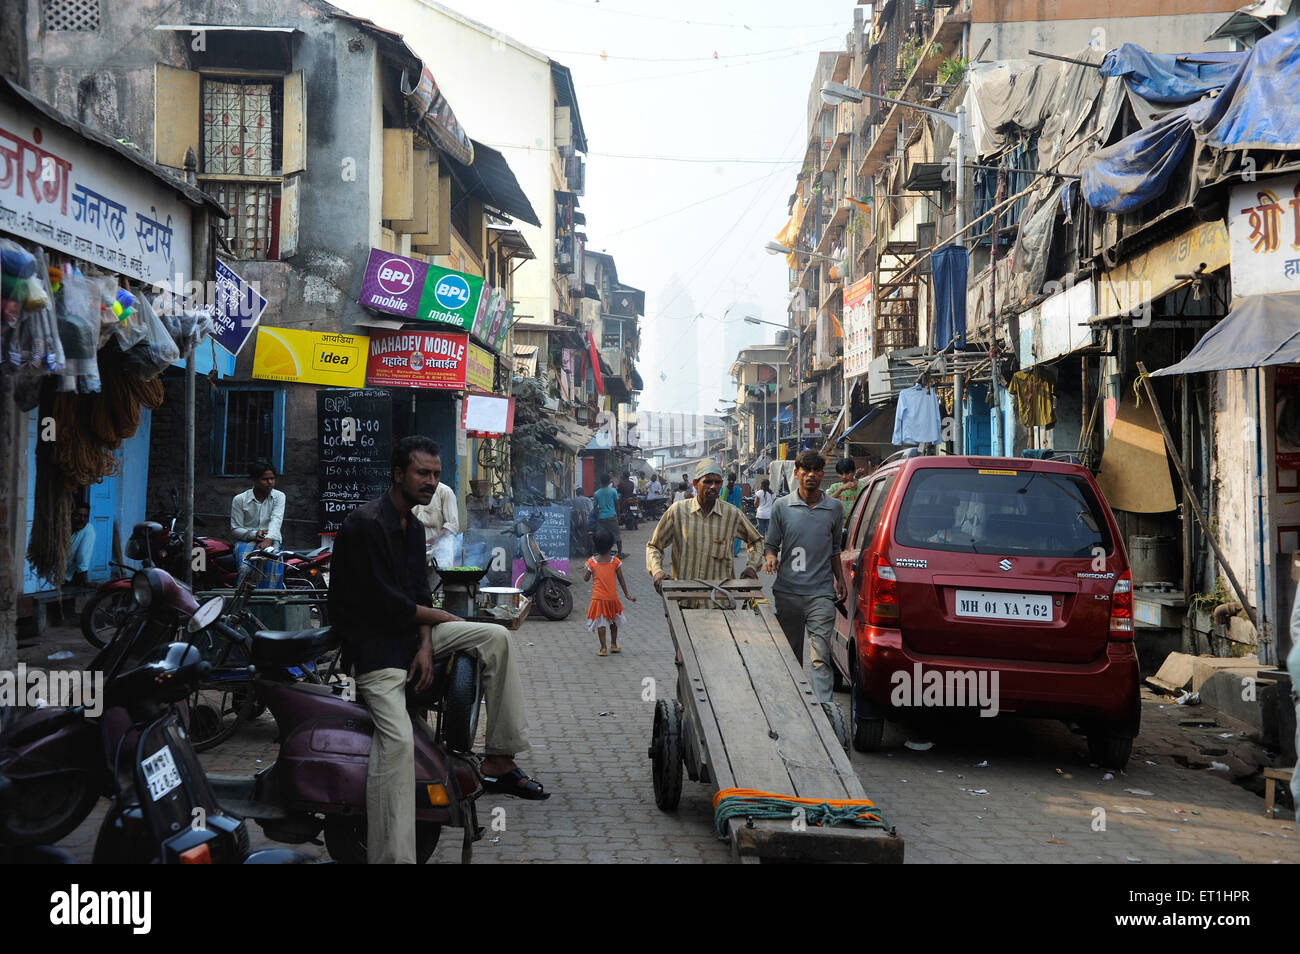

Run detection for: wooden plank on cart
[[730, 818, 903, 864], [674, 605, 793, 794], [723, 608, 853, 800], [664, 600, 736, 791], [756, 600, 869, 799]]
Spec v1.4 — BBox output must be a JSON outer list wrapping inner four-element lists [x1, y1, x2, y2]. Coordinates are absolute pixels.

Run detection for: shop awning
[[837, 404, 890, 444], [444, 141, 541, 227], [513, 344, 539, 377], [551, 417, 595, 453], [488, 224, 536, 260], [1152, 292, 1300, 376]]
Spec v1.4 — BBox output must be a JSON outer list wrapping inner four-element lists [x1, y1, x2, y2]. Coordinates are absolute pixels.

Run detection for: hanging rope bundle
[[711, 787, 891, 840]]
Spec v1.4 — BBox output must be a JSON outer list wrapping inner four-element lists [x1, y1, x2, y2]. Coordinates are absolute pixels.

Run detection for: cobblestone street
[[21, 521, 1298, 864]]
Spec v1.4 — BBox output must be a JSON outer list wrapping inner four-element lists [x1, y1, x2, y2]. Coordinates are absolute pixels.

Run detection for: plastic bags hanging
[[56, 264, 101, 392], [119, 290, 180, 378]]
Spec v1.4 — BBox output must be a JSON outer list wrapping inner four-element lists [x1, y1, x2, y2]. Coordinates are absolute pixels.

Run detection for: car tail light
[[1109, 570, 1133, 637], [867, 553, 900, 626], [180, 843, 212, 864]]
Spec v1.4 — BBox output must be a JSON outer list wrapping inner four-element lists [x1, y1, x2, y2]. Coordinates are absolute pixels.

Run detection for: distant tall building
[[640, 274, 701, 412]]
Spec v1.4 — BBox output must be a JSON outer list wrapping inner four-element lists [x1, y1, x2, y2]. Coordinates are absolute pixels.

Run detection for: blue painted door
[[962, 385, 993, 455]]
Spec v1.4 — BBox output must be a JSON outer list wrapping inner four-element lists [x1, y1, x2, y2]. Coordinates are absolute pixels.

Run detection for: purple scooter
[[207, 625, 485, 864]]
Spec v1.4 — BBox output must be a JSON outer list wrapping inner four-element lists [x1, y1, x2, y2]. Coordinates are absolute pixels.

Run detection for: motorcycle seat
[[250, 627, 338, 667], [280, 546, 331, 561]]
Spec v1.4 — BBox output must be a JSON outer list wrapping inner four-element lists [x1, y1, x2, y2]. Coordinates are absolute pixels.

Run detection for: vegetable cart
[[650, 580, 903, 863]]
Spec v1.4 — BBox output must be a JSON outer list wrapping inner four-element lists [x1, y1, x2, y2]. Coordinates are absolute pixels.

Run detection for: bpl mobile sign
[[357, 249, 484, 330], [416, 264, 484, 330]]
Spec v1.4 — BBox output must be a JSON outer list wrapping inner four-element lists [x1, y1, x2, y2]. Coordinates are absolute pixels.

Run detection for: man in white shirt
[[412, 480, 459, 546], [231, 461, 286, 588]]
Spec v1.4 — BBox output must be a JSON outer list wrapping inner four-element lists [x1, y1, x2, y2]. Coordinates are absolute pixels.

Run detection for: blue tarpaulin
[[1100, 45, 1244, 104], [1082, 20, 1300, 215], [836, 404, 889, 445], [771, 408, 793, 424], [931, 244, 968, 350], [1152, 292, 1300, 376]]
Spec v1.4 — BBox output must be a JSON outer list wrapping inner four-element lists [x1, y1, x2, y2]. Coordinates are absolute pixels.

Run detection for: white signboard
[[1229, 173, 1300, 299], [0, 100, 192, 285], [843, 274, 873, 380], [1037, 280, 1095, 363]]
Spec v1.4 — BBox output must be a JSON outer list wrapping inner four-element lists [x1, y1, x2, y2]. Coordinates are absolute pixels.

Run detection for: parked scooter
[[80, 513, 238, 648], [513, 511, 573, 620], [1, 579, 307, 863], [205, 625, 485, 864]]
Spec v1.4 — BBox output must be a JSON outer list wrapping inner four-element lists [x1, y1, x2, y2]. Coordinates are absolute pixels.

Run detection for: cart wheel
[[650, 699, 683, 811], [821, 701, 850, 753]]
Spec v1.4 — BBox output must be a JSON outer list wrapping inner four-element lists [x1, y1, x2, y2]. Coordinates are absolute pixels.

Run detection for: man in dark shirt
[[329, 436, 548, 864]]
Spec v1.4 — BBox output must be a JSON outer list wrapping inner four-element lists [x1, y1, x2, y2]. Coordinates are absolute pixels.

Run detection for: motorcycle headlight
[[132, 571, 153, 608]]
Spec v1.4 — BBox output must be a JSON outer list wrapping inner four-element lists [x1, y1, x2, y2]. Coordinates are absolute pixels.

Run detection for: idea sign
[[359, 249, 428, 318]]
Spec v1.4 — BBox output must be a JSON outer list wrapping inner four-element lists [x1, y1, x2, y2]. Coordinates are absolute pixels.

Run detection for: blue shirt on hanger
[[892, 383, 942, 445]]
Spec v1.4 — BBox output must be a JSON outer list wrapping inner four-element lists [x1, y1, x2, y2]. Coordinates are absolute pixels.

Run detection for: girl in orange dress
[[584, 528, 636, 656]]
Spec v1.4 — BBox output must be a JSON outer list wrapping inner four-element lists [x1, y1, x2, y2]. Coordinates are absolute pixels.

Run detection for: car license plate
[[142, 745, 182, 801], [955, 590, 1053, 622]]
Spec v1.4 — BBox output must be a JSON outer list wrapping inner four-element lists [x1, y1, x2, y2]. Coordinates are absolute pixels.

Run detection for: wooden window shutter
[[153, 64, 200, 169], [282, 70, 307, 174], [390, 148, 430, 234], [381, 128, 415, 221], [278, 174, 299, 259]]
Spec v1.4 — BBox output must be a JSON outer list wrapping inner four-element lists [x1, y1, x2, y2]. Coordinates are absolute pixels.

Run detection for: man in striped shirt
[[647, 461, 763, 588]]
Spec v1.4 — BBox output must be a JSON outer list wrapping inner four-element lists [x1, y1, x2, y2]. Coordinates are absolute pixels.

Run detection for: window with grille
[[199, 77, 284, 260], [213, 387, 284, 477], [42, 0, 99, 31]]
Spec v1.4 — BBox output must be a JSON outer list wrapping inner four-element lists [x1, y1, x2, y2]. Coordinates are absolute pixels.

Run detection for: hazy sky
[[348, 0, 862, 411]]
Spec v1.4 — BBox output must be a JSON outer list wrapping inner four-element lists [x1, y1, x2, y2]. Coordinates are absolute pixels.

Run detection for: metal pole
[[774, 363, 781, 451], [184, 345, 195, 588], [1136, 362, 1257, 628], [795, 333, 802, 453], [953, 369, 964, 454], [954, 105, 966, 249]]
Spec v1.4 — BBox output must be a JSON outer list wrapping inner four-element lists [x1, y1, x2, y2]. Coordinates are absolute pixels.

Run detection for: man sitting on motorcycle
[[328, 436, 550, 865]]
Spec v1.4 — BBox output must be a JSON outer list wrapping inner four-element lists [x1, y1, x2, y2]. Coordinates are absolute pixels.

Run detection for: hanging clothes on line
[[1008, 369, 1056, 428], [893, 382, 943, 445]]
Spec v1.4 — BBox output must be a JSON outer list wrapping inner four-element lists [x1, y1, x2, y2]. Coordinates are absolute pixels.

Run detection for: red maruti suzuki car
[[832, 455, 1140, 768]]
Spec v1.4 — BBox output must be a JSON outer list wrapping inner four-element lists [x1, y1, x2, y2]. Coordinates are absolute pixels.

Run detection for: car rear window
[[893, 468, 1114, 558]]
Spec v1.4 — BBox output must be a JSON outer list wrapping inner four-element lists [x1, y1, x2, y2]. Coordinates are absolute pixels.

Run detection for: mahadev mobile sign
[[365, 329, 469, 389]]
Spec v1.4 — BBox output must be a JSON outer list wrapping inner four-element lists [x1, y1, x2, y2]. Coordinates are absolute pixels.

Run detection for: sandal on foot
[[482, 768, 551, 800], [597, 648, 608, 656], [610, 645, 621, 654]]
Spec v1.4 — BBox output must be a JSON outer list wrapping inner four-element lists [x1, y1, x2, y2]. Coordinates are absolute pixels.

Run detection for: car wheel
[[649, 699, 683, 811], [1086, 732, 1133, 770], [849, 653, 884, 753], [821, 701, 850, 752]]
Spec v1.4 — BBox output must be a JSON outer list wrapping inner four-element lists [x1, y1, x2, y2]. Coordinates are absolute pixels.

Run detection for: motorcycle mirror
[[188, 596, 225, 633]]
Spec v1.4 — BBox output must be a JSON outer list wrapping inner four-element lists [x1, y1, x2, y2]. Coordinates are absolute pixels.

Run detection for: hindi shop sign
[[1230, 173, 1300, 298], [366, 329, 469, 389], [210, 259, 267, 356], [0, 100, 192, 285], [843, 273, 873, 380]]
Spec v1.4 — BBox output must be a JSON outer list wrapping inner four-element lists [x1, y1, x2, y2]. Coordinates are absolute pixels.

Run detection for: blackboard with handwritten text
[[318, 389, 392, 533]]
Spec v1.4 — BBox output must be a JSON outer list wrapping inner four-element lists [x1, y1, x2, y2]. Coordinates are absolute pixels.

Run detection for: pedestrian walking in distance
[[584, 528, 635, 656]]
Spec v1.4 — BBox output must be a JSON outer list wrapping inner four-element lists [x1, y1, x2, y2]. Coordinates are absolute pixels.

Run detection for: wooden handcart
[[650, 580, 904, 863]]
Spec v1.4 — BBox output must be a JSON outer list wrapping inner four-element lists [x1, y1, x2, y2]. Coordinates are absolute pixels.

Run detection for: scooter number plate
[[142, 745, 182, 801]]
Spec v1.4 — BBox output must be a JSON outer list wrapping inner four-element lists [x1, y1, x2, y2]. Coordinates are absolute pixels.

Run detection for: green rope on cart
[[711, 788, 891, 840]]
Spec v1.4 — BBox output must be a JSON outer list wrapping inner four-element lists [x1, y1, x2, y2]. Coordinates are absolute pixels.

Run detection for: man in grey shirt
[[762, 449, 847, 704]]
